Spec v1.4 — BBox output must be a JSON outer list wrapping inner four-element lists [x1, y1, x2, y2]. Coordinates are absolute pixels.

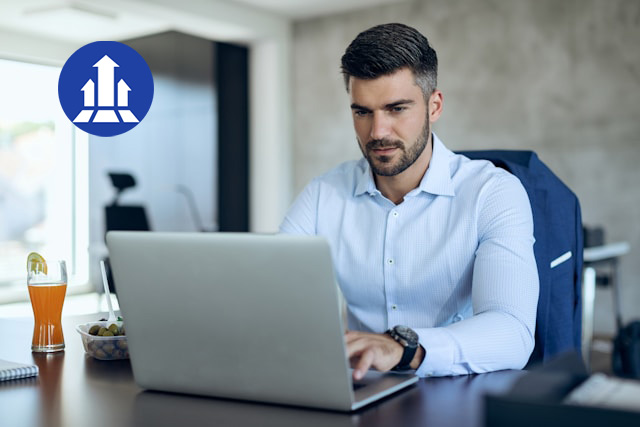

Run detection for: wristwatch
[[385, 325, 419, 371]]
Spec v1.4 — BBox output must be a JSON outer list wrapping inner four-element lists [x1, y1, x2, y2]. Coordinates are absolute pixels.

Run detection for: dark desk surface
[[0, 314, 523, 427]]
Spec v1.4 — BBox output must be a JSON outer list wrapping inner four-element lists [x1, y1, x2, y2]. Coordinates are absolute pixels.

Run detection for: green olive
[[88, 325, 100, 335], [108, 324, 119, 334], [97, 327, 108, 336], [102, 343, 115, 354], [94, 349, 107, 359], [102, 330, 114, 337], [116, 339, 128, 350]]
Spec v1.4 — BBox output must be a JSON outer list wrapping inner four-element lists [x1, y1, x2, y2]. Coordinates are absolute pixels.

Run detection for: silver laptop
[[106, 231, 418, 411]]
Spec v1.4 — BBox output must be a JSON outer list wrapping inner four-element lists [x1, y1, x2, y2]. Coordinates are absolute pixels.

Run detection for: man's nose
[[370, 111, 392, 140]]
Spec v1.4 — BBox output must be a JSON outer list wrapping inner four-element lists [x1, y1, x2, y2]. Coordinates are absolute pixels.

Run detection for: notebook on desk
[[0, 359, 38, 382], [106, 231, 418, 411]]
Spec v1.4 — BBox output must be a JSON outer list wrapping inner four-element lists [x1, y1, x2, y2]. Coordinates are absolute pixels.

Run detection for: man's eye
[[354, 110, 369, 117], [391, 106, 406, 113]]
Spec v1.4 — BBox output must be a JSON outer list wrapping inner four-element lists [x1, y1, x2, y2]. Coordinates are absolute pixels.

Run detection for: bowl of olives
[[76, 320, 129, 360]]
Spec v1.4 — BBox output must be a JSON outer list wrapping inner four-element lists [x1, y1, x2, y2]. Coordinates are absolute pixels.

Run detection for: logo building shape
[[59, 41, 154, 137]]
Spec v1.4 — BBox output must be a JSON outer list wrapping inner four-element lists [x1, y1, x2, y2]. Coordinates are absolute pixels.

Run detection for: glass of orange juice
[[28, 259, 67, 352]]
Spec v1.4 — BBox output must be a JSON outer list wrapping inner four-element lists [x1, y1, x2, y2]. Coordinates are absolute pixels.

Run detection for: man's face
[[349, 68, 430, 177]]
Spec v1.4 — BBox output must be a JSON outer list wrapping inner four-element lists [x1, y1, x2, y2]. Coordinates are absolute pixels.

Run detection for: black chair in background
[[103, 172, 151, 293], [105, 173, 151, 234]]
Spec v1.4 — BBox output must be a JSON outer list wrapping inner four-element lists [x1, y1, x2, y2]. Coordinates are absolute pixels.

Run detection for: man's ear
[[428, 90, 443, 124]]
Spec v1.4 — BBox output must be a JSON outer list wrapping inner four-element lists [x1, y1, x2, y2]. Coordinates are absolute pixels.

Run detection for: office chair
[[458, 150, 584, 366], [103, 172, 151, 293], [105, 173, 151, 233]]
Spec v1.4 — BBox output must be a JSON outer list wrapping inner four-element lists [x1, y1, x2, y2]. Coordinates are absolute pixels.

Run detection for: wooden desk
[[0, 314, 523, 427]]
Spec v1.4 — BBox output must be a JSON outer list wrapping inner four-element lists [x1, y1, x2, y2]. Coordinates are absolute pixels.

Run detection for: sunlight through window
[[0, 58, 89, 303]]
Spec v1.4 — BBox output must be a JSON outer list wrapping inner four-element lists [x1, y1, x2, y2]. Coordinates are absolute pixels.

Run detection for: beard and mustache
[[359, 118, 430, 177]]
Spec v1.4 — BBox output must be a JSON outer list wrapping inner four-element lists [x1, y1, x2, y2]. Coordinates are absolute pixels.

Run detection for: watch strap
[[386, 327, 418, 371], [394, 342, 418, 371]]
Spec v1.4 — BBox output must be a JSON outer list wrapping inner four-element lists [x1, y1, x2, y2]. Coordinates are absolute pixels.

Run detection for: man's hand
[[345, 330, 425, 380]]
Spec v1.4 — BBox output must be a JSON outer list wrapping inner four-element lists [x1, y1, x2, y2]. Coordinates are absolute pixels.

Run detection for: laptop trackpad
[[352, 370, 418, 404]]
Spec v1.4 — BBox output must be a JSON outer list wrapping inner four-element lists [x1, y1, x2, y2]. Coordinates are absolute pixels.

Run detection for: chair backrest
[[458, 150, 583, 365], [105, 205, 151, 234], [103, 205, 150, 294]]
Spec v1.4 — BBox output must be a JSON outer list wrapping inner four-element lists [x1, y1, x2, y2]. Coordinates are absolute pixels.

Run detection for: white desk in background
[[582, 241, 631, 369]]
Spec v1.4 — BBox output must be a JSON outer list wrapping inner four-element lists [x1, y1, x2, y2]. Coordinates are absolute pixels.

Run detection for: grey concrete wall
[[291, 0, 640, 334]]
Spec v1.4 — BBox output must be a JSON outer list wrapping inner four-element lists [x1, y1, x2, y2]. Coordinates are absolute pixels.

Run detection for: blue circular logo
[[58, 41, 154, 137]]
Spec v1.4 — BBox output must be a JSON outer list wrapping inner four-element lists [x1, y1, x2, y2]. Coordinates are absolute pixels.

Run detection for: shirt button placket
[[386, 256, 395, 321], [386, 210, 399, 269], [383, 208, 397, 327], [386, 208, 400, 325]]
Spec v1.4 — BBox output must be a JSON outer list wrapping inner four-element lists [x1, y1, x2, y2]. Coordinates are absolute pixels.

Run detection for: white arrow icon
[[93, 55, 119, 107], [117, 79, 131, 107], [81, 79, 94, 107]]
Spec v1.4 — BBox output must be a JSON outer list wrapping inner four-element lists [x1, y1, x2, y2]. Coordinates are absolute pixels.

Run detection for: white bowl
[[76, 321, 129, 360]]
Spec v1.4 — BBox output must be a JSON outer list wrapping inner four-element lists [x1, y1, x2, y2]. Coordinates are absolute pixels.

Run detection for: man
[[280, 23, 539, 378]]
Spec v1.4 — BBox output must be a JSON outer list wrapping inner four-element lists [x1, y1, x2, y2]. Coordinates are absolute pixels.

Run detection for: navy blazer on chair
[[458, 150, 583, 365]]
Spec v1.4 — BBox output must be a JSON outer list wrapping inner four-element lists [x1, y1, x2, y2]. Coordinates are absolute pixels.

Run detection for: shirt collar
[[417, 133, 456, 197], [354, 133, 456, 198], [354, 159, 379, 197]]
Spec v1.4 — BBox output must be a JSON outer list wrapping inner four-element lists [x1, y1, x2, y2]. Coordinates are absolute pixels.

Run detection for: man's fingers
[[345, 333, 374, 359], [346, 335, 377, 379], [344, 330, 365, 344], [345, 330, 405, 376], [354, 348, 375, 380]]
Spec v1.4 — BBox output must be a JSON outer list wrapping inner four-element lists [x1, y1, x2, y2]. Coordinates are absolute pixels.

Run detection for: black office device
[[485, 353, 640, 427]]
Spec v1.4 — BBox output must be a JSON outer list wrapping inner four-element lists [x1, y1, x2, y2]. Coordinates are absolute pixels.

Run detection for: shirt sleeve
[[415, 172, 539, 377], [279, 178, 320, 235]]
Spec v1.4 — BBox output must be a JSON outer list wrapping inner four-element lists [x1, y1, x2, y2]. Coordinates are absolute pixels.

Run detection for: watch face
[[395, 325, 419, 346]]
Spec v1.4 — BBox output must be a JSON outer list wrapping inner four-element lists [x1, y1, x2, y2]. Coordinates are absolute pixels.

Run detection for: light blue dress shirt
[[279, 134, 539, 376]]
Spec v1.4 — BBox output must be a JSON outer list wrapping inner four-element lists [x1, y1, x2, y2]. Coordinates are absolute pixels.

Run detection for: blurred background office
[[0, 0, 638, 349]]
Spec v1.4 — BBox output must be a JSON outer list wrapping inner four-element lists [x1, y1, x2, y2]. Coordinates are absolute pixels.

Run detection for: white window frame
[[0, 58, 91, 304]]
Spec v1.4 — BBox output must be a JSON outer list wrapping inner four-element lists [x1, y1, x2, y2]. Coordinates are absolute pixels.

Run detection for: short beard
[[360, 119, 430, 177]]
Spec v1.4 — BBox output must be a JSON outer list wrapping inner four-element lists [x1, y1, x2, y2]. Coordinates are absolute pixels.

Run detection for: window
[[0, 58, 89, 303]]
